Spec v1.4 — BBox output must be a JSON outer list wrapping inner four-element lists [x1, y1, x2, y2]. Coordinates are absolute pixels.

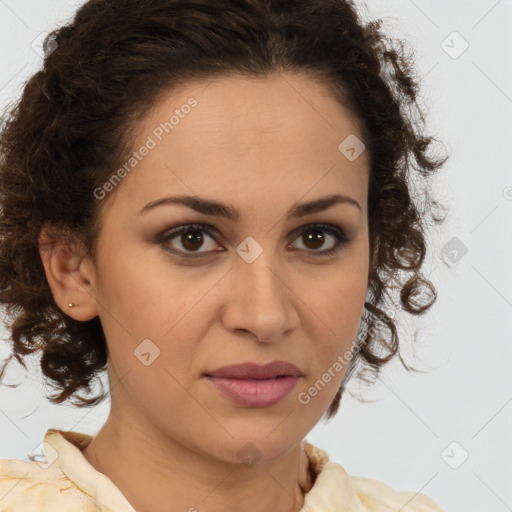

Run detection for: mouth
[[204, 360, 302, 379], [204, 375, 301, 407], [203, 361, 302, 407]]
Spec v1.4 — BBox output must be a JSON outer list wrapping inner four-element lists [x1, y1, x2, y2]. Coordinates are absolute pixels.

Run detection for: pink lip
[[204, 361, 302, 407], [205, 376, 300, 407], [205, 361, 302, 379]]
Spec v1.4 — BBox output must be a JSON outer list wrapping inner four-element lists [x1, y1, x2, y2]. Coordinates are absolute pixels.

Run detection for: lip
[[204, 361, 302, 379], [203, 361, 303, 407]]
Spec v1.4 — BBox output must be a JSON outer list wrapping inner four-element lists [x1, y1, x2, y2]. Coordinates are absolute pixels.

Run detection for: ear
[[38, 224, 99, 321]]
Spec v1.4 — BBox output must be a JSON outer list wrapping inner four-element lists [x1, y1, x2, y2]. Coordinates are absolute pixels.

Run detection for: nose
[[220, 250, 299, 343]]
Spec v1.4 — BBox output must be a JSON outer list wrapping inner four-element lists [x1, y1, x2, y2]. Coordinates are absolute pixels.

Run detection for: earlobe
[[38, 226, 99, 322]]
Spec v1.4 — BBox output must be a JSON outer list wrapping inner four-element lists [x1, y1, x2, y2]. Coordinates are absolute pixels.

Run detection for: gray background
[[0, 1, 511, 511]]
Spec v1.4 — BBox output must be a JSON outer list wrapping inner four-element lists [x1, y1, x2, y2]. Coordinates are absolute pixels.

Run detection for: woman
[[0, 0, 448, 510]]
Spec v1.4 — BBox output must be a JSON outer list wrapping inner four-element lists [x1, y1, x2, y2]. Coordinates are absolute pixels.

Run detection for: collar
[[43, 428, 365, 512], [44, 429, 135, 511]]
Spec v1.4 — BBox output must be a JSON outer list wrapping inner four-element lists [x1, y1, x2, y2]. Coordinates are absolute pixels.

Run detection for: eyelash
[[157, 223, 350, 259]]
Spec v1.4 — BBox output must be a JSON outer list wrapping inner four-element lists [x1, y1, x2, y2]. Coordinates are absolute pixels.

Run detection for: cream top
[[0, 429, 444, 511]]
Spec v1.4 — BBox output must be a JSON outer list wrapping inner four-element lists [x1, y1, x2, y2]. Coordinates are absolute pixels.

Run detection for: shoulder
[[303, 442, 444, 512], [0, 429, 111, 512], [0, 457, 99, 511], [349, 474, 444, 512]]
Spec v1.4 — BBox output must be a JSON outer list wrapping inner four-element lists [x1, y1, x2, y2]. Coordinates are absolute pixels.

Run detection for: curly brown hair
[[0, 0, 448, 420]]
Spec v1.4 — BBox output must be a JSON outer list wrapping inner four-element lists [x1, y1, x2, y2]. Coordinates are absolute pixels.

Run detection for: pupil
[[182, 230, 204, 251], [305, 230, 324, 249]]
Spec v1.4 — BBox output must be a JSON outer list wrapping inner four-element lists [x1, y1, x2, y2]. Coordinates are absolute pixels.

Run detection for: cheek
[[94, 245, 215, 376], [301, 255, 368, 381], [296, 289, 365, 414], [94, 237, 179, 329], [312, 247, 368, 328], [331, 276, 367, 342]]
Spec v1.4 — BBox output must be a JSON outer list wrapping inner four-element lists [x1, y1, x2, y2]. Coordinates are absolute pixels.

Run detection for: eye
[[157, 223, 349, 258], [158, 223, 221, 258], [289, 223, 349, 257]]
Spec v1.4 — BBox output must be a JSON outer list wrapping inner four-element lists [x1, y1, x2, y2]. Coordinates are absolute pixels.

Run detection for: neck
[[81, 398, 313, 512]]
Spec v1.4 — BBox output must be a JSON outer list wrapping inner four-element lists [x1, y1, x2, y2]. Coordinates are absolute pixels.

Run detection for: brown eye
[[290, 224, 349, 257], [180, 229, 206, 251], [159, 224, 222, 257], [301, 229, 326, 250], [158, 222, 349, 259]]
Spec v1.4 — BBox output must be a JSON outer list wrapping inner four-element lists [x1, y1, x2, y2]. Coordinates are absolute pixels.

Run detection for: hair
[[0, 0, 448, 420]]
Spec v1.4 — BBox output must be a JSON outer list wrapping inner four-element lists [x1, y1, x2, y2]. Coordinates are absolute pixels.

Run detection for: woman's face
[[86, 72, 370, 463]]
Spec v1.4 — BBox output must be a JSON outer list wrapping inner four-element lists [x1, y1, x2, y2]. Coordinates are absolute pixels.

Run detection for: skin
[[39, 72, 370, 512]]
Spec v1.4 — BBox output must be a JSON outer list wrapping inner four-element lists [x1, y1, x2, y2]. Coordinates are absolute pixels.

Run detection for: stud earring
[[68, 302, 75, 308]]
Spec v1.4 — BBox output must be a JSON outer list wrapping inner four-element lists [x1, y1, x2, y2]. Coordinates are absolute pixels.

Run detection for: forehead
[[138, 72, 366, 149], [101, 72, 370, 220]]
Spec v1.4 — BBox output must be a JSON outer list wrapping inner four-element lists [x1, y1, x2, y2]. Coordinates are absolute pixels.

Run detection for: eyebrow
[[138, 193, 361, 221]]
